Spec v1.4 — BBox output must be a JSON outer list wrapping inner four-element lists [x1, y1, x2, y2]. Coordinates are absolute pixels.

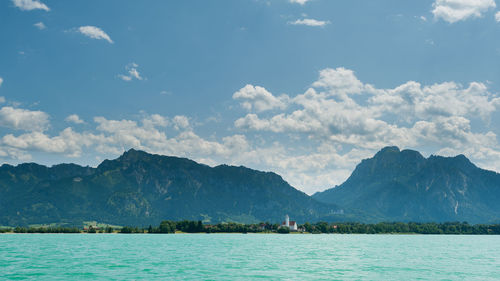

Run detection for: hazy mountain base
[[0, 149, 347, 227], [313, 147, 500, 224]]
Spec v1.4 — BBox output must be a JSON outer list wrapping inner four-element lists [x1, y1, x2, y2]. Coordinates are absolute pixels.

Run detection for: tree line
[[3, 221, 500, 234], [122, 221, 271, 233], [107, 221, 500, 234], [302, 221, 500, 234], [11, 226, 81, 233]]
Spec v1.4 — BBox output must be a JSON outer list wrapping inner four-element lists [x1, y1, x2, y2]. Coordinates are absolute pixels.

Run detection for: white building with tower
[[281, 214, 298, 231]]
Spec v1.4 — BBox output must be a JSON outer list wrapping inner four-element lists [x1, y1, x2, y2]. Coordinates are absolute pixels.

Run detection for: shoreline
[[4, 220, 500, 235], [1, 232, 499, 235]]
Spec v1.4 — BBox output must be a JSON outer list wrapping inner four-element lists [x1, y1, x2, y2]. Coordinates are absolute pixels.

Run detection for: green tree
[[277, 227, 290, 234]]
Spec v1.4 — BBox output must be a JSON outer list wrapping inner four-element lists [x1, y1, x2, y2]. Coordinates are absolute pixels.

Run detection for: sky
[[1, 0, 500, 194]]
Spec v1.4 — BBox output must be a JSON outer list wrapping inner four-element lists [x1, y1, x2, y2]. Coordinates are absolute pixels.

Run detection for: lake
[[1, 234, 499, 280]]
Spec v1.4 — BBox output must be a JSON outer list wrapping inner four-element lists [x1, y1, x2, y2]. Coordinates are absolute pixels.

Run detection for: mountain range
[[0, 149, 345, 227], [1, 146, 500, 227], [313, 146, 500, 224]]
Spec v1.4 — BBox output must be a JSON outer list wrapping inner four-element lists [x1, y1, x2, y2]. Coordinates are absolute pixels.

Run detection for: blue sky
[[1, 0, 500, 194]]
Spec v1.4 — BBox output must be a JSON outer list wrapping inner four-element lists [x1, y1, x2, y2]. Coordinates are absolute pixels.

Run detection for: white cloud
[[3, 130, 78, 156], [1, 126, 105, 158], [233, 84, 288, 112], [12, 0, 49, 11], [65, 114, 85, 124], [87, 115, 251, 160], [33, 22, 46, 30], [78, 26, 113, 44], [496, 11, 500, 22], [235, 87, 388, 141], [0, 77, 3, 87], [289, 0, 311, 5], [172, 115, 190, 130], [119, 63, 143, 81], [0, 106, 50, 132], [370, 81, 499, 121], [432, 0, 496, 23], [312, 67, 365, 96], [118, 75, 132, 81], [236, 68, 500, 145], [0, 147, 32, 161], [0, 97, 5, 103], [288, 18, 330, 27], [143, 114, 168, 128]]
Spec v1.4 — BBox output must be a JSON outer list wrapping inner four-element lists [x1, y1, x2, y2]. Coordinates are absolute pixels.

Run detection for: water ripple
[[1, 234, 499, 280]]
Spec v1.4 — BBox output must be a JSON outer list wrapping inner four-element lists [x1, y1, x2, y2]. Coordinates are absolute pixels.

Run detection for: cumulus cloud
[[236, 68, 500, 143], [78, 26, 113, 44], [370, 81, 499, 121], [12, 0, 49, 11], [0, 115, 172, 159], [143, 114, 168, 128], [233, 84, 288, 112], [65, 114, 85, 124], [3, 129, 83, 157], [496, 11, 500, 22], [312, 67, 365, 96], [432, 0, 496, 23], [34, 22, 46, 30], [288, 18, 330, 27], [0, 106, 50, 132], [88, 115, 252, 159], [0, 77, 3, 87], [172, 115, 190, 130], [118, 63, 143, 81], [235, 87, 387, 142]]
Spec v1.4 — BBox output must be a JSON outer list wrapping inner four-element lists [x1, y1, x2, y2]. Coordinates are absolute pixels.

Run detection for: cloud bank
[[0, 67, 499, 194]]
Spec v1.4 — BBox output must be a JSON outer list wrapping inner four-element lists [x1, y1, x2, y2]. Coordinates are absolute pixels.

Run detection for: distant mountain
[[313, 146, 500, 223], [0, 149, 345, 227]]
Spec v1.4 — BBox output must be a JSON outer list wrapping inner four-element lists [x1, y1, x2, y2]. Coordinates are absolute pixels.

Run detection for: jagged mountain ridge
[[0, 149, 344, 226], [313, 146, 500, 223]]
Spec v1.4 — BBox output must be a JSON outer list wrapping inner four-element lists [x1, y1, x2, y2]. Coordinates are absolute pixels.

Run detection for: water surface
[[1, 234, 499, 280]]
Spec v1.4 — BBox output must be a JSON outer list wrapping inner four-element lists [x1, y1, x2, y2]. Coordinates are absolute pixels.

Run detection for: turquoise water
[[1, 234, 499, 280]]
